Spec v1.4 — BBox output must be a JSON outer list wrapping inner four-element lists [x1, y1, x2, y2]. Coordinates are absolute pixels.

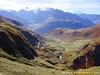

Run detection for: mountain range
[[1, 8, 100, 34], [76, 12, 100, 24]]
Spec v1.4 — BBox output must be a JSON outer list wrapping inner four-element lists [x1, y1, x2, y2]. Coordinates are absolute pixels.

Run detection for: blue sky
[[0, 0, 100, 14]]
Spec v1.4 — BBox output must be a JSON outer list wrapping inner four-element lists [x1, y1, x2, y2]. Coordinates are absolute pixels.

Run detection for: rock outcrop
[[0, 23, 38, 60], [70, 38, 100, 70]]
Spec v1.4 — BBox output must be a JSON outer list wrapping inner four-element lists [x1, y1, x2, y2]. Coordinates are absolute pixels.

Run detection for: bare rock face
[[70, 38, 100, 70], [0, 23, 38, 60], [92, 44, 100, 66], [70, 53, 95, 70]]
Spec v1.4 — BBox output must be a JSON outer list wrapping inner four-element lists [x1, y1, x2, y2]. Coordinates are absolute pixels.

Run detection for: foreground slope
[[0, 16, 64, 75], [0, 23, 66, 75], [68, 38, 100, 70], [0, 22, 38, 59], [0, 57, 65, 75]]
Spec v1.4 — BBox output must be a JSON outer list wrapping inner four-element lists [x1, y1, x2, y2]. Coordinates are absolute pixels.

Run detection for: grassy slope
[[0, 49, 65, 75], [0, 38, 100, 75], [47, 36, 90, 51], [47, 37, 90, 60], [76, 66, 100, 75], [0, 57, 65, 75], [0, 29, 99, 75], [0, 23, 64, 75], [45, 37, 100, 75]]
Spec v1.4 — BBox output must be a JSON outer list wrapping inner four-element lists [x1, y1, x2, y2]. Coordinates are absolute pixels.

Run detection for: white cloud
[[0, 0, 100, 13], [0, 0, 27, 10], [0, 0, 70, 11]]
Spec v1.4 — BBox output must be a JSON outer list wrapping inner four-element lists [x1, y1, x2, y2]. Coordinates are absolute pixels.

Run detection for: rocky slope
[[69, 38, 100, 70], [0, 22, 38, 59], [48, 24, 100, 41], [0, 15, 46, 47]]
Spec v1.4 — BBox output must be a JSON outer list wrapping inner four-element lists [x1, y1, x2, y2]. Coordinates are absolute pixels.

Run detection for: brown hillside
[[69, 37, 100, 70], [0, 22, 38, 59], [48, 25, 100, 41]]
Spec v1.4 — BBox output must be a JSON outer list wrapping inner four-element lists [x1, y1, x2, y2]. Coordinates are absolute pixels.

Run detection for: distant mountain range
[[75, 12, 100, 24], [0, 8, 100, 34], [0, 10, 29, 25]]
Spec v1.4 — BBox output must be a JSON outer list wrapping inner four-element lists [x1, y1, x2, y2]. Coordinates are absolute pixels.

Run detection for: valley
[[0, 8, 100, 75]]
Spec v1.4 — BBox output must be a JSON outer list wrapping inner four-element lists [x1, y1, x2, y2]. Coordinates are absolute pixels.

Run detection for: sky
[[0, 0, 100, 14]]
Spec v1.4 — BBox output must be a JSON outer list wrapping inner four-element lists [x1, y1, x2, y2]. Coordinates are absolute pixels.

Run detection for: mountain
[[11, 9, 35, 24], [35, 20, 93, 34], [0, 8, 94, 34], [69, 37, 100, 70], [76, 12, 100, 24], [47, 24, 100, 41], [32, 8, 94, 34], [0, 10, 29, 25]]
